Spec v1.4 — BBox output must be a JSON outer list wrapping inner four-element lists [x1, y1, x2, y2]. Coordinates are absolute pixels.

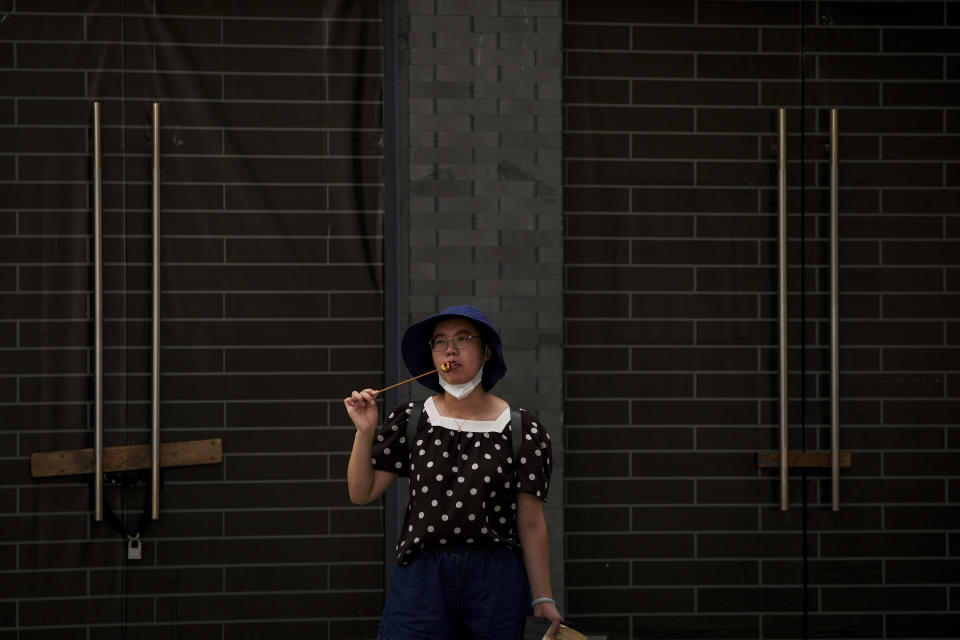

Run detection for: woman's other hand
[[534, 600, 563, 640]]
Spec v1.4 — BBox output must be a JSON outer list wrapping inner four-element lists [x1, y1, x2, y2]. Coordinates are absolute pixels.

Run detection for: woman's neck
[[439, 387, 489, 420]]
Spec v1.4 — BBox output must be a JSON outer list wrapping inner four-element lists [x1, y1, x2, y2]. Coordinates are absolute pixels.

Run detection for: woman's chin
[[440, 374, 476, 387]]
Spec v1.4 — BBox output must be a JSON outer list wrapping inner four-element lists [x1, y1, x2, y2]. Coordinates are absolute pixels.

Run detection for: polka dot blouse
[[371, 397, 553, 565]]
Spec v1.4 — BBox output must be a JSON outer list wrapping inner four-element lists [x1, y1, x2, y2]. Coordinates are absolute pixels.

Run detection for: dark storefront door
[[798, 3, 957, 635], [4, 3, 386, 637], [563, 1, 957, 638]]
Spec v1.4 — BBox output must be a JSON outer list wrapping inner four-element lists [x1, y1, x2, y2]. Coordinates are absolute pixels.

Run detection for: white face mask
[[439, 364, 483, 400]]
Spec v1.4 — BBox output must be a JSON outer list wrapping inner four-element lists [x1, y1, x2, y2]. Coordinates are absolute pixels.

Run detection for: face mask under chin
[[438, 364, 484, 400]]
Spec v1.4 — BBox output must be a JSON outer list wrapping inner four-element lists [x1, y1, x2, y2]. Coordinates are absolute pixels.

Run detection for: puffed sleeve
[[515, 409, 553, 501], [371, 403, 415, 477]]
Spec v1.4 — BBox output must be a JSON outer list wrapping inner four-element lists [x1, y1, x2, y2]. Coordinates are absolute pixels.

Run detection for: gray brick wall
[[397, 0, 566, 610]]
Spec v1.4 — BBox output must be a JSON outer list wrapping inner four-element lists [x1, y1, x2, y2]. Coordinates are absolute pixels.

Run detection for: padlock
[[127, 535, 142, 560]]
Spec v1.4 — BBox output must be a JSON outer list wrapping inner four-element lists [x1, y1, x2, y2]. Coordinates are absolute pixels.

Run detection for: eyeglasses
[[429, 334, 479, 352]]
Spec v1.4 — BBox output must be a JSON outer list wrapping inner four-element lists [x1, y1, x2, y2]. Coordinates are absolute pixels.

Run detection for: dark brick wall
[[563, 1, 958, 638], [1, 2, 384, 637], [4, 1, 959, 638]]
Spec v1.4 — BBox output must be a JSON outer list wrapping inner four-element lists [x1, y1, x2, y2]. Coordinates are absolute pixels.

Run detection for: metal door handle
[[92, 103, 161, 521], [758, 109, 850, 507], [151, 103, 161, 520], [829, 109, 840, 511], [778, 108, 789, 511], [93, 102, 104, 521]]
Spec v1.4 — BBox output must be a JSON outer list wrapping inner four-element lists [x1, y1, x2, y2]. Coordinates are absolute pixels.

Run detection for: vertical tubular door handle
[[93, 102, 104, 521], [151, 103, 161, 520], [778, 108, 789, 511], [830, 109, 840, 512]]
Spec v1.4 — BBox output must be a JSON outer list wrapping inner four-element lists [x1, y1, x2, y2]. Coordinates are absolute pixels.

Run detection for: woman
[[345, 304, 563, 640]]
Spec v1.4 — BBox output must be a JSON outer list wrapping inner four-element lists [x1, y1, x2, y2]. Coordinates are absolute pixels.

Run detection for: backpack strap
[[510, 406, 523, 460], [406, 401, 425, 447]]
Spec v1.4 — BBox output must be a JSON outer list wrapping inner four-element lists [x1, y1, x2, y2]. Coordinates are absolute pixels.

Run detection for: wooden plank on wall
[[30, 439, 223, 478], [757, 451, 852, 469]]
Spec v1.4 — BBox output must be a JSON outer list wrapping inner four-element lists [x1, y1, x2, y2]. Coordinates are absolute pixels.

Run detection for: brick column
[[397, 0, 565, 609]]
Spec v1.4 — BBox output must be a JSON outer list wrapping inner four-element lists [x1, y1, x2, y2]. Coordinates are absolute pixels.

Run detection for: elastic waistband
[[420, 541, 514, 556]]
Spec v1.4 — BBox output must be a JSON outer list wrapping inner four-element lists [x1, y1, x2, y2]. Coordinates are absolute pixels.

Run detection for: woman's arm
[[517, 491, 563, 640], [346, 432, 397, 505], [344, 388, 397, 504]]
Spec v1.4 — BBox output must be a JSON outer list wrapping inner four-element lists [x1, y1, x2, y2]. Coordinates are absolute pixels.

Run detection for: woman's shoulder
[[515, 407, 550, 441], [385, 401, 419, 419], [381, 401, 423, 430], [485, 393, 510, 416]]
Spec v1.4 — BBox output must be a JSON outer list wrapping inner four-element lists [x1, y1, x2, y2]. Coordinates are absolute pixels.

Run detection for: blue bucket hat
[[401, 305, 506, 393]]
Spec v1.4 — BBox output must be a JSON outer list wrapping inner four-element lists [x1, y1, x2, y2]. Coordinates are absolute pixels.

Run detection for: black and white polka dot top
[[371, 396, 553, 565]]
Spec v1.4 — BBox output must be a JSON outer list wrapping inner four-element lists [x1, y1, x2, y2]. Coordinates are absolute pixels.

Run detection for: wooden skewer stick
[[375, 362, 451, 394]]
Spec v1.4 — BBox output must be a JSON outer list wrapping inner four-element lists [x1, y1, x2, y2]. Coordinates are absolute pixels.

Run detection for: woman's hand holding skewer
[[344, 388, 379, 436]]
